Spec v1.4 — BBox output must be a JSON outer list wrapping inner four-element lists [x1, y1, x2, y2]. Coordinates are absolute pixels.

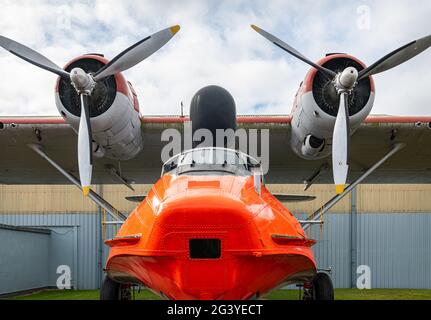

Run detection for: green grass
[[267, 289, 431, 300], [4, 289, 431, 300], [5, 289, 162, 300]]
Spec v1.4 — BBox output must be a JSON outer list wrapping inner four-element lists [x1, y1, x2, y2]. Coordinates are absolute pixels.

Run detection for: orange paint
[[105, 174, 317, 300]]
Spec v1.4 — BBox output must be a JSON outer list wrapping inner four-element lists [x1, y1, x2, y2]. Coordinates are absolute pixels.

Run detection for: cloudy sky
[[0, 0, 430, 116]]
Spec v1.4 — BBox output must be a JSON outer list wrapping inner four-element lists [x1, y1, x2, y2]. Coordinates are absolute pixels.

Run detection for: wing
[[1, 115, 431, 185], [259, 115, 431, 184]]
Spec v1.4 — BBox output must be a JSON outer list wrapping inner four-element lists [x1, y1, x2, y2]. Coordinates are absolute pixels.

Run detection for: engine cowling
[[290, 54, 375, 160], [55, 55, 143, 161]]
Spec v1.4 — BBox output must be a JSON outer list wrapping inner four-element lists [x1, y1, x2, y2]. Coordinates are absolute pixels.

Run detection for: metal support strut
[[303, 143, 406, 230], [303, 163, 329, 191], [28, 144, 126, 221]]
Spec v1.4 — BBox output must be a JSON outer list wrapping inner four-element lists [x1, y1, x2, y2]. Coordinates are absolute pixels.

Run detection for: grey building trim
[[0, 286, 57, 298], [350, 187, 358, 288], [0, 223, 51, 235]]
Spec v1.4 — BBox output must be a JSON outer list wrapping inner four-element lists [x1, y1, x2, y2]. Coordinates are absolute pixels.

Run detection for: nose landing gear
[[100, 276, 132, 300], [303, 272, 334, 300]]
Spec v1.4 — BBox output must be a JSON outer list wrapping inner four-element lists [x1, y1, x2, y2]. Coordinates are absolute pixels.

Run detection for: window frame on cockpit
[[161, 147, 262, 177]]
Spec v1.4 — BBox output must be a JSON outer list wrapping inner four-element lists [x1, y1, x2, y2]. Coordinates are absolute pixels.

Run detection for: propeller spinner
[[251, 24, 431, 194], [0, 25, 180, 195]]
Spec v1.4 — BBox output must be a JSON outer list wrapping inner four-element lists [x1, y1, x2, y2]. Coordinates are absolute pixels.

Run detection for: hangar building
[[1, 184, 430, 295]]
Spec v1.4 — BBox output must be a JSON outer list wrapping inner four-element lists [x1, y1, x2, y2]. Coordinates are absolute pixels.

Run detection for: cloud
[[0, 0, 430, 116]]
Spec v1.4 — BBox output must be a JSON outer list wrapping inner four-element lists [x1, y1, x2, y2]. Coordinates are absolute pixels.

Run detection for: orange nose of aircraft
[[105, 174, 317, 300]]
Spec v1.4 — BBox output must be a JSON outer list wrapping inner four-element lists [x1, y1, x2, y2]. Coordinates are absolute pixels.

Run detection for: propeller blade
[[93, 25, 180, 81], [358, 34, 431, 80], [78, 94, 93, 196], [332, 92, 350, 194], [251, 25, 336, 79], [0, 35, 70, 79]]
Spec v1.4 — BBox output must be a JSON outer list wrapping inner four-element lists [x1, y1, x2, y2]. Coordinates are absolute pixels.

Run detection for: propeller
[[358, 35, 431, 80], [332, 91, 351, 194], [0, 35, 71, 79], [0, 25, 180, 195], [251, 25, 336, 80], [78, 94, 92, 196], [251, 25, 431, 194]]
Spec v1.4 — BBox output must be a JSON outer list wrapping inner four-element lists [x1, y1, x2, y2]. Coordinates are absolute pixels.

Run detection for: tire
[[312, 272, 334, 300], [100, 276, 120, 300]]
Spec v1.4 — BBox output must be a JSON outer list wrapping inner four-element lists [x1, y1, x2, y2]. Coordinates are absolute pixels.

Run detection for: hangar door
[[48, 226, 78, 289]]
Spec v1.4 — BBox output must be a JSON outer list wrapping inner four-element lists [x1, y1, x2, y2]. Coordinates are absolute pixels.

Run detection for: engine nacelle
[[55, 55, 143, 161], [290, 54, 375, 160]]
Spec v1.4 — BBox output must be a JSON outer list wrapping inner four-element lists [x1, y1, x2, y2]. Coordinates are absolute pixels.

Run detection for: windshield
[[161, 147, 261, 177]]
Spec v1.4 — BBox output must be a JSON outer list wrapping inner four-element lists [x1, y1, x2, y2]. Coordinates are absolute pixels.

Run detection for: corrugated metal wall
[[357, 213, 431, 289], [0, 225, 50, 294], [1, 184, 431, 291], [306, 213, 431, 289], [0, 212, 430, 290], [0, 214, 102, 290]]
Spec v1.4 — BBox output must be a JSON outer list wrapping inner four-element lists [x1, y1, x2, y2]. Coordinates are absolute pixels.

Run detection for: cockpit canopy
[[162, 147, 261, 177]]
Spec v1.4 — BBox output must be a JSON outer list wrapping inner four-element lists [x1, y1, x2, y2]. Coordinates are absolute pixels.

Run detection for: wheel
[[100, 276, 132, 300], [100, 276, 120, 300], [312, 272, 334, 300]]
